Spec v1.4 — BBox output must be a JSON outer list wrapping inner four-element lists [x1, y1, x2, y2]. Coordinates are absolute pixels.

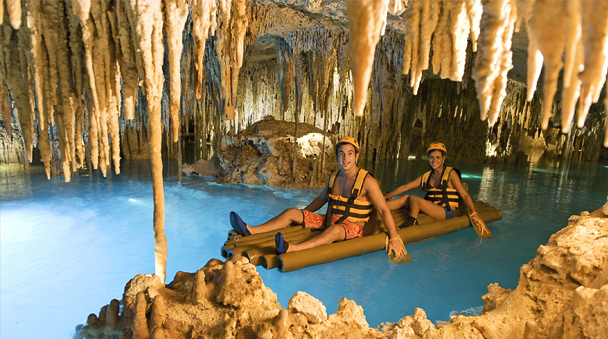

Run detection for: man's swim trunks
[[301, 210, 363, 240]]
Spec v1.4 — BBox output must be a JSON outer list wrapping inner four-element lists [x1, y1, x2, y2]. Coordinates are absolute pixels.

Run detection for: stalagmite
[[471, 0, 516, 126], [346, 0, 389, 117], [129, 0, 167, 283], [133, 292, 150, 339], [163, 0, 189, 142], [578, 0, 608, 129], [6, 0, 21, 29]]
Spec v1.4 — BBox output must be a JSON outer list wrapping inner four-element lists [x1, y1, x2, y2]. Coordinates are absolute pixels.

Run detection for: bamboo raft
[[221, 200, 502, 272]]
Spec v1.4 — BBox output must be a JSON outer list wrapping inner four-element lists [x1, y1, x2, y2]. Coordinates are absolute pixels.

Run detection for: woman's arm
[[450, 171, 490, 235], [386, 176, 422, 199]]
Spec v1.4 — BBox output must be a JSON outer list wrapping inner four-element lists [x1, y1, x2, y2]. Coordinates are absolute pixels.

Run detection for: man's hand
[[386, 236, 411, 263], [389, 237, 406, 257]]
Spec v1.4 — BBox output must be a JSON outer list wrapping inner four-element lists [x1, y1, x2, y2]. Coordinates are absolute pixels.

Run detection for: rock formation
[[75, 207, 608, 339], [1, 0, 607, 315], [183, 117, 337, 188]]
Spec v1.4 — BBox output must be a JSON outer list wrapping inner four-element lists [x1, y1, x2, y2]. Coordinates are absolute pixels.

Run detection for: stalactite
[[192, 0, 217, 99], [525, 35, 542, 102], [276, 38, 294, 114], [163, 0, 188, 142], [1, 81, 10, 138], [49, 0, 78, 182], [24, 0, 46, 132], [578, 0, 608, 129], [116, 0, 140, 120], [231, 0, 248, 106], [431, 0, 471, 82], [67, 2, 85, 170], [346, 0, 389, 117], [466, 0, 482, 52], [560, 0, 583, 135], [0, 28, 34, 164], [403, 0, 438, 95], [604, 86, 608, 147], [76, 1, 101, 172], [527, 1, 567, 130], [471, 0, 516, 126], [214, 0, 250, 120], [6, 0, 22, 29]]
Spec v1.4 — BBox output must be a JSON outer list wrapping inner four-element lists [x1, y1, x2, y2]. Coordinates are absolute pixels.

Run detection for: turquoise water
[[1, 159, 606, 338]]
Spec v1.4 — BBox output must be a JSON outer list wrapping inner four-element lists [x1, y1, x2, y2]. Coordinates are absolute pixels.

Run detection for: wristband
[[385, 192, 392, 200]]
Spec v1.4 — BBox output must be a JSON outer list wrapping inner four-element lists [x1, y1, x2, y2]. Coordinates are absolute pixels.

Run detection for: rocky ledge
[[183, 118, 338, 188], [75, 205, 607, 339]]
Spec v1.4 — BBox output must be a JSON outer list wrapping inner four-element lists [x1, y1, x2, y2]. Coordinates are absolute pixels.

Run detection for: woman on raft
[[385, 142, 490, 235], [229, 136, 410, 263]]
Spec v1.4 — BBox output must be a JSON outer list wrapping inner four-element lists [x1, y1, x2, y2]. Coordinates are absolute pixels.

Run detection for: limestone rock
[[394, 308, 435, 337], [288, 291, 327, 324], [123, 273, 164, 299], [182, 154, 224, 177], [188, 119, 338, 188]]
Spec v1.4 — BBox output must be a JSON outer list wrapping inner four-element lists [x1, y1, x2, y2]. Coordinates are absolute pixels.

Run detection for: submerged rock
[[75, 209, 607, 339], [184, 118, 338, 188]]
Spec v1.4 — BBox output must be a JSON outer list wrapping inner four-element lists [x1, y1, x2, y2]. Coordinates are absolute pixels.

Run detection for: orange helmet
[[336, 136, 360, 153], [427, 142, 447, 156]]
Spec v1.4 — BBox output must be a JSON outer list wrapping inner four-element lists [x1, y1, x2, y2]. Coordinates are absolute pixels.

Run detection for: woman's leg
[[248, 208, 304, 234], [387, 195, 410, 210], [411, 197, 447, 220]]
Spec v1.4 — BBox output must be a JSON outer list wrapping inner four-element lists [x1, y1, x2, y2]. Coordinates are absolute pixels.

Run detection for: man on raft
[[229, 136, 410, 262], [384, 142, 490, 235]]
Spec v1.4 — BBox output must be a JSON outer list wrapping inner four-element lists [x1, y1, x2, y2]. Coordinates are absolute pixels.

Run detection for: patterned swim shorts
[[301, 210, 364, 240]]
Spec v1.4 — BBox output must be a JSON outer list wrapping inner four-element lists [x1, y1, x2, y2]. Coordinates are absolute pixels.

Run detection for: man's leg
[[248, 208, 305, 235], [283, 224, 346, 253]]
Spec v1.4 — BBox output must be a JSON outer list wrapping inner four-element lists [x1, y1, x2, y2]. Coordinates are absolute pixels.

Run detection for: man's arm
[[303, 179, 329, 212], [365, 176, 406, 257]]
